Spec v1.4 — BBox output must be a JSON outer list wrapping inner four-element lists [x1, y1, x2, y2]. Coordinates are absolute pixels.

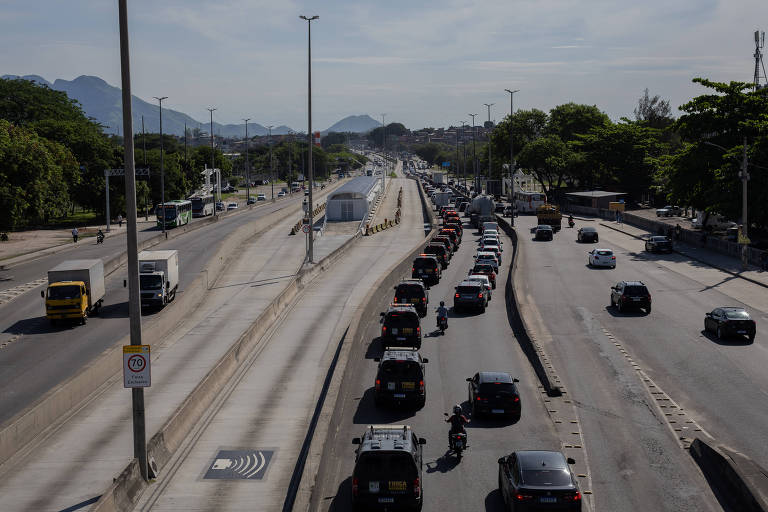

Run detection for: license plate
[[378, 497, 394, 503], [409, 298, 418, 303], [369, 481, 380, 493], [455, 439, 463, 449], [389, 481, 406, 492], [394, 393, 406, 398], [401, 381, 415, 390], [391, 328, 398, 335], [539, 496, 557, 503], [402, 328, 413, 334], [462, 294, 474, 299], [417, 269, 424, 274], [737, 330, 746, 334], [492, 409, 505, 414], [425, 269, 433, 273], [632, 298, 642, 301], [397, 337, 406, 341]]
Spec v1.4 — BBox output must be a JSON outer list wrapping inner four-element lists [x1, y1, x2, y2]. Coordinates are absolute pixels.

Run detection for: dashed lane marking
[[0, 277, 48, 306]]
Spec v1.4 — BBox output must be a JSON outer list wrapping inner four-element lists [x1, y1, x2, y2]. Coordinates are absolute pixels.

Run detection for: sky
[[0, 0, 764, 131]]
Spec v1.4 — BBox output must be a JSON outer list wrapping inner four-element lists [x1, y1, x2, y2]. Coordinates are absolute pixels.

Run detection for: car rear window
[[597, 250, 613, 256], [414, 258, 437, 269], [356, 452, 417, 480], [396, 284, 424, 297], [473, 264, 494, 273], [521, 469, 572, 486], [724, 309, 750, 319], [386, 313, 419, 328], [381, 361, 422, 378], [624, 286, 648, 295], [457, 285, 481, 294], [478, 382, 516, 395]]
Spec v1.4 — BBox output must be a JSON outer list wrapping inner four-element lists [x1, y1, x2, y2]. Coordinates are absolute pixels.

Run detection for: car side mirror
[[567, 457, 576, 464], [41, 290, 45, 298], [380, 312, 385, 316], [418, 438, 427, 445], [705, 313, 711, 318], [422, 358, 429, 363], [352, 438, 361, 445], [465, 377, 472, 382], [498, 457, 506, 465], [513, 378, 519, 383], [393, 286, 397, 290]]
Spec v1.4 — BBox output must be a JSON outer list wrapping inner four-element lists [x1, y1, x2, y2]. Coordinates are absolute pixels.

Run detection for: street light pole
[[117, 0, 147, 481], [505, 89, 519, 225], [381, 113, 387, 190], [243, 118, 250, 202], [153, 96, 168, 233], [469, 113, 477, 193], [207, 107, 217, 215], [483, 103, 494, 182], [268, 125, 274, 199], [300, 14, 319, 264], [460, 122, 467, 189]]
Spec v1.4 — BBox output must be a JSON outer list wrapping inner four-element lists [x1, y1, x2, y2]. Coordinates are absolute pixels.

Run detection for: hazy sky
[[1, 0, 764, 130]]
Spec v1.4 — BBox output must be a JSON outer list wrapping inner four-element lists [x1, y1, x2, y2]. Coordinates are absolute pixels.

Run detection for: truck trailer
[[139, 250, 180, 308], [468, 195, 496, 228], [43, 259, 106, 325]]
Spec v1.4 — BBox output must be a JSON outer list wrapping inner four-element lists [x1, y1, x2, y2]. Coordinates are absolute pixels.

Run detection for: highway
[[310, 197, 724, 511], [0, 187, 340, 428]]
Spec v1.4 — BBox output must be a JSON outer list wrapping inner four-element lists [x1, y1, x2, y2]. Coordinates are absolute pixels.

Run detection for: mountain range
[[2, 74, 381, 138]]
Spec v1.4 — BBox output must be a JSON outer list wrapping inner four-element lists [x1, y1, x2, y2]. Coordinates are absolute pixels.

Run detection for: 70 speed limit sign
[[123, 345, 151, 388]]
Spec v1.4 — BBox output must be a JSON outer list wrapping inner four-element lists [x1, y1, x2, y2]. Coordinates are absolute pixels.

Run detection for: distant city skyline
[[1, 1, 763, 130]]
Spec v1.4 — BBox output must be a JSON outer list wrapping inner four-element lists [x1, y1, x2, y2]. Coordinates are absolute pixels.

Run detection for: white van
[[692, 211, 737, 231]]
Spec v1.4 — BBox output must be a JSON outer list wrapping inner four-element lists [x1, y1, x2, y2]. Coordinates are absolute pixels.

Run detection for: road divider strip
[[91, 231, 365, 512]]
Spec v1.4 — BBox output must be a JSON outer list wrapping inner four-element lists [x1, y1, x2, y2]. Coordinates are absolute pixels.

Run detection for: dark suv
[[393, 279, 429, 317], [411, 255, 441, 286], [423, 243, 449, 269], [610, 281, 651, 314], [466, 371, 521, 419], [645, 235, 673, 253], [352, 425, 426, 511], [431, 236, 454, 258], [380, 304, 422, 349], [454, 280, 488, 313], [374, 348, 429, 407]]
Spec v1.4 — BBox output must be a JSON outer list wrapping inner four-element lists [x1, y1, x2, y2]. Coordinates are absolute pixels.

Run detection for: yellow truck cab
[[536, 203, 562, 232], [43, 259, 105, 325]]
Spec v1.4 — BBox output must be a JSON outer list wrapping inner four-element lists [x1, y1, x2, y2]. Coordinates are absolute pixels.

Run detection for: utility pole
[[117, 0, 147, 481], [460, 122, 467, 189], [300, 15, 319, 264], [469, 113, 477, 193], [142, 115, 147, 221], [207, 107, 217, 214], [153, 96, 168, 233], [505, 89, 519, 225], [267, 125, 274, 199], [483, 103, 494, 182], [243, 118, 250, 202], [381, 113, 387, 190], [455, 125, 460, 182]]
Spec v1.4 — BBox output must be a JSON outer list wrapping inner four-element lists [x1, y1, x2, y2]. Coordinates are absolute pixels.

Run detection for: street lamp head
[[300, 15, 319, 20], [153, 96, 168, 102], [504, 89, 520, 94]]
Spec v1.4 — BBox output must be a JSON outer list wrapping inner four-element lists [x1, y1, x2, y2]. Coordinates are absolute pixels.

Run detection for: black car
[[704, 307, 756, 342], [374, 348, 428, 407], [438, 228, 461, 248], [498, 450, 582, 511], [423, 243, 449, 269], [454, 280, 488, 313], [645, 235, 673, 253], [432, 236, 456, 256], [380, 304, 422, 349], [534, 225, 554, 241], [576, 226, 598, 243], [466, 371, 521, 419], [352, 425, 426, 511], [412, 255, 441, 286], [610, 281, 651, 314], [393, 279, 429, 317]]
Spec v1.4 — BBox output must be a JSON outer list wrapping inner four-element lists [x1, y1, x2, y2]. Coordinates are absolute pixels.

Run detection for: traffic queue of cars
[[351, 178, 583, 511]]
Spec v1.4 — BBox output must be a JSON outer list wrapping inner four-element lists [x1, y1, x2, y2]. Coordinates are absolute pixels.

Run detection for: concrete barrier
[[690, 438, 768, 512], [91, 230, 364, 512], [495, 214, 562, 397], [0, 203, 305, 468]]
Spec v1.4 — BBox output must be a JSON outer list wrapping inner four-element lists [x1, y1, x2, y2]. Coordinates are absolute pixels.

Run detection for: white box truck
[[433, 191, 452, 208], [139, 250, 179, 308], [43, 259, 105, 325], [432, 172, 445, 185]]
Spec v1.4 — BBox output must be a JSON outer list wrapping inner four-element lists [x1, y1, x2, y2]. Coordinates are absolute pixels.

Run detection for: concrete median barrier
[[690, 438, 768, 512]]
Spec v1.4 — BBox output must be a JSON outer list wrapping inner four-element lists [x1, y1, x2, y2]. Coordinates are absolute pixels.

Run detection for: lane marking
[[0, 277, 48, 306]]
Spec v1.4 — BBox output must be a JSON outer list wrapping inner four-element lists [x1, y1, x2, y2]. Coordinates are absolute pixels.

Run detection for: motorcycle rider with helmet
[[436, 301, 448, 329], [445, 404, 469, 449]]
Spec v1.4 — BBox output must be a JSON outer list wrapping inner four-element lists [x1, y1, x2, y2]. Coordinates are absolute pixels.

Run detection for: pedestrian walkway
[[600, 219, 768, 289]]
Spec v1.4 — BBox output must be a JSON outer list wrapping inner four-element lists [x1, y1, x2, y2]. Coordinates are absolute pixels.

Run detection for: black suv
[[454, 280, 488, 313], [380, 304, 422, 349], [393, 279, 429, 317], [423, 244, 449, 269], [411, 255, 441, 286], [610, 281, 651, 314], [352, 425, 426, 511], [467, 371, 521, 419], [374, 348, 429, 407], [431, 236, 454, 258], [645, 235, 673, 253], [534, 225, 554, 241]]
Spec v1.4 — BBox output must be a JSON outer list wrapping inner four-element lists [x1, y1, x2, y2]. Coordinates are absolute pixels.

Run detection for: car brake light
[[419, 380, 424, 392], [413, 477, 421, 497], [393, 297, 398, 302], [422, 297, 426, 302], [514, 397, 519, 402], [455, 293, 460, 298], [382, 326, 387, 333], [478, 293, 483, 298], [416, 326, 421, 335], [375, 379, 381, 391], [515, 493, 534, 501], [411, 267, 415, 272], [352, 477, 359, 496], [564, 492, 582, 502], [612, 256, 616, 259], [476, 396, 487, 401]]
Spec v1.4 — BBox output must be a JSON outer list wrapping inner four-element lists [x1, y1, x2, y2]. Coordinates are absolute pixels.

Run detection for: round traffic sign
[[127, 354, 147, 372], [302, 224, 311, 234]]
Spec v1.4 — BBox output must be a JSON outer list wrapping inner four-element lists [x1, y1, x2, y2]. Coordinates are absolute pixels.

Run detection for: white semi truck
[[139, 250, 179, 308]]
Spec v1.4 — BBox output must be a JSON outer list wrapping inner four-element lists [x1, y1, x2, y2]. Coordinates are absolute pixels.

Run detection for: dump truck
[[468, 195, 496, 228], [536, 203, 562, 232], [139, 250, 179, 308], [43, 259, 105, 325]]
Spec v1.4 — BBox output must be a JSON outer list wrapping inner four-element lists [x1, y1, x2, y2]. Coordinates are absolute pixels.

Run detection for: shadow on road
[[4, 316, 56, 335], [484, 489, 506, 511], [425, 450, 461, 474], [604, 305, 650, 317], [352, 387, 416, 425], [364, 337, 383, 360], [326, 476, 352, 512], [699, 329, 754, 346]]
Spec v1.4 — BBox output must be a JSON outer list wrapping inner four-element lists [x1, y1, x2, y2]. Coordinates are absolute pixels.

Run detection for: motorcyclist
[[445, 404, 469, 447], [436, 301, 448, 328], [568, 214, 574, 227], [97, 228, 104, 242]]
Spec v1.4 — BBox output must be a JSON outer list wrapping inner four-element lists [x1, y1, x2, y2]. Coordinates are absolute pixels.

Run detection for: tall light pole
[[207, 107, 217, 215], [381, 113, 387, 189], [117, 0, 147, 481], [460, 122, 468, 189], [469, 113, 478, 193], [483, 103, 494, 183], [243, 118, 250, 202], [267, 125, 274, 199], [153, 96, 168, 233], [505, 89, 519, 225], [300, 14, 319, 263]]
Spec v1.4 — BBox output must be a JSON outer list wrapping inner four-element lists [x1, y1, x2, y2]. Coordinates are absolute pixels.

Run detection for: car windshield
[[356, 452, 417, 481], [581, 227, 596, 232], [48, 285, 81, 300], [724, 309, 750, 319], [386, 313, 419, 328], [381, 360, 422, 378], [521, 469, 572, 486], [140, 275, 163, 290], [537, 226, 552, 231], [478, 382, 516, 395]]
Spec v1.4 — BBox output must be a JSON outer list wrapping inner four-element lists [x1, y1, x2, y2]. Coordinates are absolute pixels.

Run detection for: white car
[[480, 244, 502, 263], [467, 274, 493, 301], [482, 235, 502, 246], [588, 248, 616, 268], [277, 191, 286, 198], [227, 202, 238, 211], [483, 229, 499, 238], [257, 193, 266, 201]]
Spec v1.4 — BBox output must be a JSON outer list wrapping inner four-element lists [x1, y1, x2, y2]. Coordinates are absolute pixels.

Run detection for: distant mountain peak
[[323, 114, 380, 134]]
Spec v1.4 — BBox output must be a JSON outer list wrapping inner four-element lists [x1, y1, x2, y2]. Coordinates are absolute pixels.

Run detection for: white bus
[[191, 194, 214, 217], [156, 200, 192, 228], [514, 191, 547, 214]]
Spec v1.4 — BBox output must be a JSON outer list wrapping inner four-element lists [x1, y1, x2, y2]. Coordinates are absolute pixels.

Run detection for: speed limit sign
[[123, 345, 151, 388], [302, 224, 311, 234]]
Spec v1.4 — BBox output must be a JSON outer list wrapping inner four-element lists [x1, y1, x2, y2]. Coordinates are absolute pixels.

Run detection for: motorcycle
[[444, 413, 468, 459], [96, 232, 105, 244], [568, 218, 575, 228], [437, 315, 448, 334]]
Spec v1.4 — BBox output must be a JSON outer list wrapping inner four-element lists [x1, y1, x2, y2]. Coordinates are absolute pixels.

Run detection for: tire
[[481, 304, 486, 313], [610, 296, 615, 308], [595, 236, 599, 242], [717, 327, 723, 340], [749, 334, 756, 343], [646, 305, 651, 314], [81, 315, 87, 325], [617, 301, 623, 313]]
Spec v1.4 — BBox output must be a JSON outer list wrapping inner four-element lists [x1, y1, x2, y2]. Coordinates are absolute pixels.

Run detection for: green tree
[[547, 103, 610, 143], [516, 135, 573, 195], [634, 88, 673, 129]]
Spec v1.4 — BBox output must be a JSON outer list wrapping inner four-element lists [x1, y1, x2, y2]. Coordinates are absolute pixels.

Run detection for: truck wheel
[[81, 315, 87, 325]]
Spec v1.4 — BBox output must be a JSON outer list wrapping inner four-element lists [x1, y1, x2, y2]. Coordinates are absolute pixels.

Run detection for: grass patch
[[47, 211, 101, 229]]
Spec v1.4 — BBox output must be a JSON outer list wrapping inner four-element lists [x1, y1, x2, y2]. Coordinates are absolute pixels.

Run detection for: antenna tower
[[754, 30, 766, 89]]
